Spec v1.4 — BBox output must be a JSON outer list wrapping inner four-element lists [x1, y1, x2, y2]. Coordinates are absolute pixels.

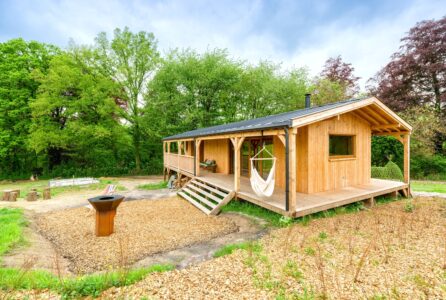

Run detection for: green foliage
[[0, 39, 59, 176], [95, 27, 160, 172], [30, 50, 131, 172], [404, 200, 414, 213], [0, 264, 174, 298], [410, 155, 446, 180], [371, 161, 404, 181], [222, 199, 368, 228], [146, 49, 311, 140], [213, 241, 262, 258], [137, 181, 167, 190], [0, 208, 26, 259], [371, 136, 403, 169]]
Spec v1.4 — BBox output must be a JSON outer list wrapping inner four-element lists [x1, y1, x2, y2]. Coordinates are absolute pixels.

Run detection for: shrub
[[371, 161, 404, 181]]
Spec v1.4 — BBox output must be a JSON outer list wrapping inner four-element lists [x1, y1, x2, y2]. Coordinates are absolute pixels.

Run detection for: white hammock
[[249, 146, 276, 197]]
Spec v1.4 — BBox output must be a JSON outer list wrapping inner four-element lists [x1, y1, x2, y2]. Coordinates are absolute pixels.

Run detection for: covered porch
[[196, 172, 409, 217]]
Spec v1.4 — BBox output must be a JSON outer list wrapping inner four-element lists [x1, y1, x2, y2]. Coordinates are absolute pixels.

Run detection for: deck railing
[[164, 153, 195, 175]]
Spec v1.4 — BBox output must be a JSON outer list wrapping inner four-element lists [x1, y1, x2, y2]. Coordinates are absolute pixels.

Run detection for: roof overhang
[[291, 97, 412, 134]]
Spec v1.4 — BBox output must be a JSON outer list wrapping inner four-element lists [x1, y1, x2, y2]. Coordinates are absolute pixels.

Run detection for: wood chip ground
[[103, 197, 446, 299], [35, 197, 238, 274]]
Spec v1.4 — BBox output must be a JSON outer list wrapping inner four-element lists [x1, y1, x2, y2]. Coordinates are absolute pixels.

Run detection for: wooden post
[[231, 137, 245, 192], [195, 139, 202, 177], [9, 191, 18, 202], [26, 191, 37, 201], [364, 197, 375, 208], [403, 134, 410, 184], [43, 187, 51, 200], [288, 130, 297, 213]]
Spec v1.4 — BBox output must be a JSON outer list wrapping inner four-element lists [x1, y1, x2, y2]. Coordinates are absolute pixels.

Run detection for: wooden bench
[[200, 159, 217, 173]]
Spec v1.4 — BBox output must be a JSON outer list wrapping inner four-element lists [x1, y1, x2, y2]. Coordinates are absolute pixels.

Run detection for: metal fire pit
[[88, 195, 124, 237]]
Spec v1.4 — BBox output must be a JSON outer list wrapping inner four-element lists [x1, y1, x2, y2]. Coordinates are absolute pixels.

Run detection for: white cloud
[[2, 0, 444, 89]]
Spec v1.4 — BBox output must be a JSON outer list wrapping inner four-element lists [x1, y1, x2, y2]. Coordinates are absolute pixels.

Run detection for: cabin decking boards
[[196, 173, 408, 217]]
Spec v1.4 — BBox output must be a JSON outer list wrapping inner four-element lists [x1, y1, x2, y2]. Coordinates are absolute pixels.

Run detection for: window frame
[[328, 134, 356, 161]]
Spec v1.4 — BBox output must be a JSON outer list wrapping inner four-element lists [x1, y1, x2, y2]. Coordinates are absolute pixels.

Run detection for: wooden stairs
[[178, 178, 235, 215]]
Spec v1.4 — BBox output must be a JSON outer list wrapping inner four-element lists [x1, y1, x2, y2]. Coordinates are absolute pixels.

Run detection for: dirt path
[[133, 212, 268, 269], [2, 212, 72, 275]]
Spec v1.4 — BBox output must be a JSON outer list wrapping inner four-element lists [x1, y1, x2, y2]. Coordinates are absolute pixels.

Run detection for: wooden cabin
[[163, 96, 412, 217]]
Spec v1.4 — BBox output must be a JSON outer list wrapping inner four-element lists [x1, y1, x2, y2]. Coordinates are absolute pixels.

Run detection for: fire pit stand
[[88, 195, 124, 237]]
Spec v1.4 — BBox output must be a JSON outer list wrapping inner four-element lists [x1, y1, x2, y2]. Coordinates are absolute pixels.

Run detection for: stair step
[[187, 184, 222, 204], [191, 180, 228, 198], [178, 191, 211, 214], [210, 191, 236, 215], [182, 187, 217, 210]]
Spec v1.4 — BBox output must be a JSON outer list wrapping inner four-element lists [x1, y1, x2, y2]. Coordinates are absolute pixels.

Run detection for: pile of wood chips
[[103, 197, 446, 299], [36, 197, 238, 274]]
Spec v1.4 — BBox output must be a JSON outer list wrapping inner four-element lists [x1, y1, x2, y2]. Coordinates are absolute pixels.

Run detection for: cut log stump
[[2, 190, 11, 201], [26, 191, 38, 202], [9, 191, 18, 202], [43, 187, 51, 200]]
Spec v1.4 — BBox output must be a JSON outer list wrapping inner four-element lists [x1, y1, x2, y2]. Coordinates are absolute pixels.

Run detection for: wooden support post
[[231, 137, 245, 192], [43, 187, 51, 200], [195, 139, 202, 177], [402, 134, 411, 197], [390, 190, 398, 199], [364, 197, 375, 208], [288, 131, 297, 213], [26, 191, 37, 201], [403, 134, 410, 184]]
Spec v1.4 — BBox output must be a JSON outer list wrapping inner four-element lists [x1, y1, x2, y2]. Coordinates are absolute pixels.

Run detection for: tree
[[30, 51, 129, 171], [310, 78, 346, 106], [94, 27, 160, 172], [0, 38, 59, 175], [320, 55, 360, 97], [145, 49, 311, 139], [369, 16, 446, 113], [145, 49, 244, 138]]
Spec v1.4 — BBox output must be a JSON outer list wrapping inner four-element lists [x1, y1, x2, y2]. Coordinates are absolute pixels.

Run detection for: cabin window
[[169, 142, 178, 154], [329, 135, 355, 157]]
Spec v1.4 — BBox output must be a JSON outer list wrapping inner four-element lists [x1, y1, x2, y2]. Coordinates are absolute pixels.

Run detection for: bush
[[371, 161, 404, 181], [410, 154, 446, 180]]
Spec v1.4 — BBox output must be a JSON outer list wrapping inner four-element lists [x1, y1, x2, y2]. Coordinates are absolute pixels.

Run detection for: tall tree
[[320, 55, 360, 97], [0, 38, 58, 175], [30, 51, 129, 171], [94, 27, 160, 172], [369, 16, 446, 113]]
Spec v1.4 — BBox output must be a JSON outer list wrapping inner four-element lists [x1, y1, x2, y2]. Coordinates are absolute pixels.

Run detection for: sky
[[0, 0, 444, 88]]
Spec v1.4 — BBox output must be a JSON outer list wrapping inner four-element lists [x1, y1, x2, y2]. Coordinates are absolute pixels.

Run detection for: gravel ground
[[103, 196, 446, 299], [35, 197, 238, 274]]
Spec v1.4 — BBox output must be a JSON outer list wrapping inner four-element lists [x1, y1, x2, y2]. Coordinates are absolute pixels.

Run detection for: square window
[[329, 135, 355, 157]]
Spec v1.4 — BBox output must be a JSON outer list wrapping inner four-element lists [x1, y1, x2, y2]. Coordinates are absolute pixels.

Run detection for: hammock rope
[[249, 145, 276, 197]]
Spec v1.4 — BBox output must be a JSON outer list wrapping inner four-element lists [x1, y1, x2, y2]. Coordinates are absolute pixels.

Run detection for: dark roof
[[163, 98, 366, 141]]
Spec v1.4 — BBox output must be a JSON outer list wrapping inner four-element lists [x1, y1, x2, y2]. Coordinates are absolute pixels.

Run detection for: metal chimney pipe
[[305, 93, 311, 108]]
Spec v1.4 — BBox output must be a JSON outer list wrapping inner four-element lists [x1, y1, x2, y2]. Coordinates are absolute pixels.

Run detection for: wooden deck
[[196, 173, 409, 217]]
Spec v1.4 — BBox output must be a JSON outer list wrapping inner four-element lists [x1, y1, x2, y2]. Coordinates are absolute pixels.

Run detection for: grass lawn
[[0, 264, 174, 298], [0, 208, 27, 260], [0, 178, 126, 199], [221, 197, 370, 227], [137, 181, 167, 190], [411, 181, 446, 193]]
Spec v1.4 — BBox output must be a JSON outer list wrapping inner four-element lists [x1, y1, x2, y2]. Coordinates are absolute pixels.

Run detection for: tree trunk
[[431, 71, 442, 114], [133, 124, 141, 172]]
